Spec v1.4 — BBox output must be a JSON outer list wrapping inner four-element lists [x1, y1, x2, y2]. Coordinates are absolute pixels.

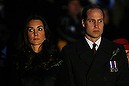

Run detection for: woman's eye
[[38, 28, 43, 31], [28, 28, 34, 32]]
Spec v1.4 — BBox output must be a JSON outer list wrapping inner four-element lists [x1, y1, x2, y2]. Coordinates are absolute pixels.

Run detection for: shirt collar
[[85, 36, 101, 50]]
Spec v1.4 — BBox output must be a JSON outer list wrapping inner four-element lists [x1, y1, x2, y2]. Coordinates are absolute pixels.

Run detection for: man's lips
[[93, 30, 99, 32]]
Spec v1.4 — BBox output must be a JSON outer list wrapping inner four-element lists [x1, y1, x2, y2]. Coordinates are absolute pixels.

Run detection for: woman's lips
[[33, 38, 40, 40]]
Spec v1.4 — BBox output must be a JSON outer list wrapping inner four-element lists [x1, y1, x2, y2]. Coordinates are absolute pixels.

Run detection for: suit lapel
[[89, 38, 115, 72], [76, 37, 94, 65], [96, 38, 114, 61], [76, 37, 114, 69]]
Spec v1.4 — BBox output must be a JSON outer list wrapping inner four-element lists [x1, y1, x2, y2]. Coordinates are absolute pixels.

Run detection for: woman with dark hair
[[6, 15, 62, 86]]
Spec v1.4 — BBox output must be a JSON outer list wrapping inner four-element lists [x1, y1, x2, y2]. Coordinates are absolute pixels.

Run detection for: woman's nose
[[34, 30, 38, 36]]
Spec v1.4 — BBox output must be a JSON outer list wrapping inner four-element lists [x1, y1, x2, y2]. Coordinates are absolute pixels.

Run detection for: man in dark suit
[[57, 4, 129, 86]]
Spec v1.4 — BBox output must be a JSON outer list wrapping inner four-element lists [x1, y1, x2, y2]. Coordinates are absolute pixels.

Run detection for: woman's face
[[27, 19, 45, 46]]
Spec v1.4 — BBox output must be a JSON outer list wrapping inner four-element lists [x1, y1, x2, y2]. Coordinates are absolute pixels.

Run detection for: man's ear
[[82, 19, 85, 27]]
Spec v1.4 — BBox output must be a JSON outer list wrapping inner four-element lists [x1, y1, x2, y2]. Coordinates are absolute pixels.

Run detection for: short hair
[[81, 4, 105, 21]]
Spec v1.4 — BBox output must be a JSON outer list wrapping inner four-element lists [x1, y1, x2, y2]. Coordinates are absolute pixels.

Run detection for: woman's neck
[[31, 45, 42, 53]]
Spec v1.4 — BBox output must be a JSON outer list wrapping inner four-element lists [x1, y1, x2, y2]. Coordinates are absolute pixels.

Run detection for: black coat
[[5, 41, 62, 86], [57, 37, 129, 86]]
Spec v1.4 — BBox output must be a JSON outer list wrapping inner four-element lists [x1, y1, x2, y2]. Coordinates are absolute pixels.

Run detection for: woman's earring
[[44, 38, 46, 40]]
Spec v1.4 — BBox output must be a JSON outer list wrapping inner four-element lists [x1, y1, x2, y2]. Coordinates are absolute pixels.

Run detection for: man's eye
[[88, 20, 95, 23], [88, 20, 94, 22], [98, 19, 103, 22], [28, 28, 34, 32], [98, 20, 103, 23]]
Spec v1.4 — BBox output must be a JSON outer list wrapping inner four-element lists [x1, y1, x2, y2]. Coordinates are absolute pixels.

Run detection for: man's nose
[[94, 21, 98, 28]]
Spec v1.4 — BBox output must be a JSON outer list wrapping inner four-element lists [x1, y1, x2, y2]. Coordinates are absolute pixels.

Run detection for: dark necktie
[[92, 43, 96, 54]]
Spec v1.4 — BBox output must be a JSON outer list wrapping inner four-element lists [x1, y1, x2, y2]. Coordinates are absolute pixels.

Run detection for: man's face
[[82, 8, 104, 39], [125, 50, 129, 63]]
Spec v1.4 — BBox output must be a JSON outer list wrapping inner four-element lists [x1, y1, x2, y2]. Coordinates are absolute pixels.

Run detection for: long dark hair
[[23, 14, 51, 50]]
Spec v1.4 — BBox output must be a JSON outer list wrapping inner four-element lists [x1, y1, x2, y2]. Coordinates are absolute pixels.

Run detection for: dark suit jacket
[[57, 37, 129, 86]]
